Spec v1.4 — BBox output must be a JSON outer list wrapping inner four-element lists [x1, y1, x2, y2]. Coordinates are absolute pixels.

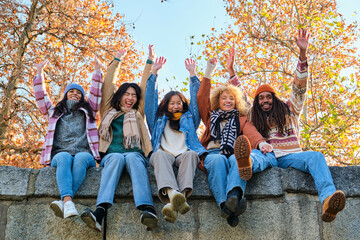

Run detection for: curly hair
[[210, 84, 248, 116]]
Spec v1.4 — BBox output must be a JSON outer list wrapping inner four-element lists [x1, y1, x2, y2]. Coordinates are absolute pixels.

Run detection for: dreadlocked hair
[[156, 91, 189, 131], [251, 92, 291, 138], [53, 95, 96, 122]]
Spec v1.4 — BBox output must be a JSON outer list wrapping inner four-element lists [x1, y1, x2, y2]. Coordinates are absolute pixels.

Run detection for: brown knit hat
[[254, 84, 278, 98]]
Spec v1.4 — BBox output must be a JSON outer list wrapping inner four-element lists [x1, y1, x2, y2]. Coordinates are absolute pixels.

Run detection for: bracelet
[[114, 57, 121, 62], [146, 59, 154, 64]]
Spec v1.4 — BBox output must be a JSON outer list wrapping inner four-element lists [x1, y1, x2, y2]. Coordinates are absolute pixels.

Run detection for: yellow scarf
[[172, 112, 183, 121]]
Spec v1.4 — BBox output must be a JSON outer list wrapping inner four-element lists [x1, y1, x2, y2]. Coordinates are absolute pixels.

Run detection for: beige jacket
[[99, 59, 153, 156]]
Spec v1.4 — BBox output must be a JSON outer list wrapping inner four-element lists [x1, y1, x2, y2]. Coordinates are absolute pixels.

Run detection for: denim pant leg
[[251, 150, 278, 174], [277, 151, 336, 203], [71, 152, 96, 198], [226, 154, 246, 196], [96, 153, 126, 206], [51, 152, 74, 199], [124, 152, 154, 208], [204, 150, 231, 207]]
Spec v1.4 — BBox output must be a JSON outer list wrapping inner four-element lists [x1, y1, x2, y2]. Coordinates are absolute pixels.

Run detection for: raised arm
[[138, 45, 155, 117], [289, 29, 310, 117], [197, 58, 217, 125], [144, 57, 166, 133], [33, 60, 54, 119], [100, 49, 127, 119], [87, 56, 103, 115], [225, 47, 252, 108], [185, 58, 201, 129]]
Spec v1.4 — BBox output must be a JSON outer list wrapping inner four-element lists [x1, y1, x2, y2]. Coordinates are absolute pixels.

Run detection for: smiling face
[[258, 91, 273, 112], [167, 94, 183, 113], [66, 89, 82, 101], [120, 87, 138, 110], [219, 91, 236, 111]]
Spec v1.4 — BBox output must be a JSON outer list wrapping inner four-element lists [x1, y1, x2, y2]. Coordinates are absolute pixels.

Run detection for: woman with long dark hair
[[81, 46, 157, 232], [144, 57, 206, 223], [33, 57, 103, 219]]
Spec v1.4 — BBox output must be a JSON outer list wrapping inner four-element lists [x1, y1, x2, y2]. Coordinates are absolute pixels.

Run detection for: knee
[[205, 154, 227, 170], [74, 152, 94, 164], [53, 152, 73, 166], [182, 151, 199, 162], [311, 151, 326, 164], [103, 153, 125, 167], [125, 152, 145, 166], [151, 151, 170, 164]]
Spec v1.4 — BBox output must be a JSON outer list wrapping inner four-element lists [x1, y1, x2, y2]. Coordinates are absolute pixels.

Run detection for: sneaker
[[81, 208, 102, 232], [178, 201, 191, 215], [63, 201, 79, 218], [50, 200, 64, 218], [234, 135, 252, 181], [169, 190, 186, 211], [140, 210, 158, 230], [321, 190, 346, 222], [161, 203, 178, 223]]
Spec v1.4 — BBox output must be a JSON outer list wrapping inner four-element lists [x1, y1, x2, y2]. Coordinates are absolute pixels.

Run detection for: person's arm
[[100, 49, 127, 119], [186, 58, 201, 128], [138, 45, 155, 117], [225, 47, 252, 108], [289, 29, 310, 117], [144, 57, 166, 134], [88, 56, 103, 115], [33, 60, 54, 119]]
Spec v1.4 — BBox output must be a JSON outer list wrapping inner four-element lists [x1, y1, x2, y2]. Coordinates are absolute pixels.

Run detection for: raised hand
[[295, 28, 310, 60], [115, 49, 127, 60], [94, 55, 102, 71], [35, 60, 49, 75], [209, 57, 218, 66], [152, 57, 166, 75], [185, 58, 196, 76], [224, 47, 235, 75], [148, 45, 156, 60]]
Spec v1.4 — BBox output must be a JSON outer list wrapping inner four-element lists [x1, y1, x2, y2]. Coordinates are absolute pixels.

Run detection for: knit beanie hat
[[64, 83, 85, 100], [254, 84, 278, 98]]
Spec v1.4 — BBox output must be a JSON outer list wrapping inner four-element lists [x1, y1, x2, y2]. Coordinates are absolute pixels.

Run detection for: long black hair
[[111, 83, 141, 111], [156, 91, 189, 131], [251, 92, 291, 138], [53, 95, 96, 122]]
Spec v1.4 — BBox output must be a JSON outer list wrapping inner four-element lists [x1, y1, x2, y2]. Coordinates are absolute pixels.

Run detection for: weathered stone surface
[[0, 166, 31, 200], [322, 198, 360, 239], [2, 165, 360, 239], [245, 167, 284, 199], [197, 199, 320, 240]]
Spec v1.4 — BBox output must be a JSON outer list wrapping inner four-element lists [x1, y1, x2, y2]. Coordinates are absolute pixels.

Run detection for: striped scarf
[[210, 109, 240, 157]]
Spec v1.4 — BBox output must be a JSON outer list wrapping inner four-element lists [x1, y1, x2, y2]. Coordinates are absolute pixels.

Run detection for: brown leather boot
[[321, 190, 346, 222], [234, 135, 252, 180]]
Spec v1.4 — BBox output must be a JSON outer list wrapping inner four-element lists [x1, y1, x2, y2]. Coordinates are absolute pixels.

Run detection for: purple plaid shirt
[[33, 71, 103, 165]]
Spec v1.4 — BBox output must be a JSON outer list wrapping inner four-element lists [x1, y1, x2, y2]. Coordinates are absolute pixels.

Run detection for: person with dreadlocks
[[240, 28, 346, 222], [33, 57, 102, 219], [81, 46, 158, 232], [144, 57, 206, 223], [196, 53, 276, 227]]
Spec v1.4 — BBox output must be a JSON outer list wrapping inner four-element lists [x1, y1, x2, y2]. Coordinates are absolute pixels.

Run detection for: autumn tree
[[0, 0, 142, 168], [202, 0, 360, 165]]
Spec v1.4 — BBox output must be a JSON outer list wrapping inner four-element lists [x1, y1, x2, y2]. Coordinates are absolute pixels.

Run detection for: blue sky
[[114, 0, 360, 90]]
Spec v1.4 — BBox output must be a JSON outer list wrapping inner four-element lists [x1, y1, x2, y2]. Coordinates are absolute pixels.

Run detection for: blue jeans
[[96, 152, 154, 208], [204, 149, 276, 206], [276, 151, 336, 203], [51, 152, 96, 199]]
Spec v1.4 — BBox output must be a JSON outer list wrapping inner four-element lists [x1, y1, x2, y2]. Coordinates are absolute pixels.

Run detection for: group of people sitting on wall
[[33, 29, 346, 231]]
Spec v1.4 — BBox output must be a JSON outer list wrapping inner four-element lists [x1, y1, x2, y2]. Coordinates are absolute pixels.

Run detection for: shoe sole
[[170, 192, 186, 211], [234, 136, 252, 181], [178, 202, 190, 215], [321, 190, 346, 222], [81, 211, 101, 232], [141, 212, 158, 230], [50, 202, 63, 218], [161, 205, 177, 223]]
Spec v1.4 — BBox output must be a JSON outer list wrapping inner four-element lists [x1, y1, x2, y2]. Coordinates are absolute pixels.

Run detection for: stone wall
[[0, 165, 359, 240]]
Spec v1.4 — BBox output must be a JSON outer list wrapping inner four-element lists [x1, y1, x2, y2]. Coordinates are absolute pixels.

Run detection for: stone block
[[0, 166, 31, 200]]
